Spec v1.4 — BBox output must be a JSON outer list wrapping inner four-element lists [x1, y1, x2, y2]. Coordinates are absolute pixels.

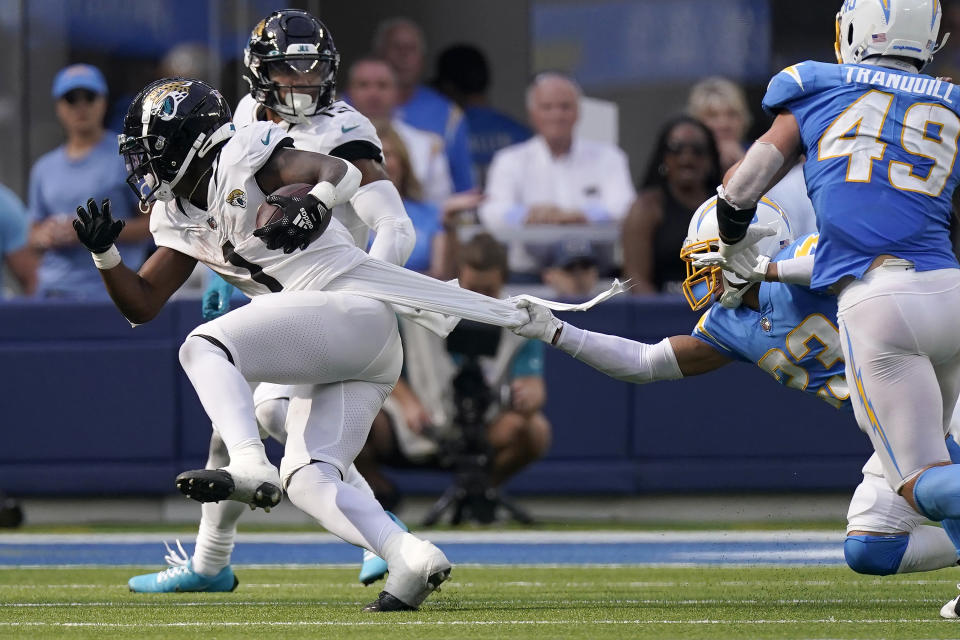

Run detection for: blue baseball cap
[[550, 238, 597, 269], [52, 64, 108, 99]]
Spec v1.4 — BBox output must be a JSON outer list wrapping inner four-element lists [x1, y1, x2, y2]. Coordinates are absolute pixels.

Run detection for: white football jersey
[[150, 120, 368, 297], [233, 94, 382, 250]]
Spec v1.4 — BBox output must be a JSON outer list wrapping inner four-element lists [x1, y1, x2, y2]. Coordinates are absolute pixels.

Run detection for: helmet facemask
[[263, 54, 337, 123], [680, 238, 756, 311], [119, 134, 177, 203], [680, 239, 721, 311], [243, 11, 340, 124]]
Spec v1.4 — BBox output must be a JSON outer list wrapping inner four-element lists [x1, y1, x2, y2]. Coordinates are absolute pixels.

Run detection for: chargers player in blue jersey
[[513, 195, 960, 617], [697, 0, 960, 616]]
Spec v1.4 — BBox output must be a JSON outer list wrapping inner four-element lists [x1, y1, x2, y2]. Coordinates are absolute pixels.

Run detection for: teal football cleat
[[358, 511, 408, 585], [128, 541, 238, 593], [128, 560, 238, 593]]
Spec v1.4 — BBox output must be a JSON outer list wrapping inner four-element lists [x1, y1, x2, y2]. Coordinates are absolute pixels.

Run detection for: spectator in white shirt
[[346, 56, 454, 207], [479, 73, 636, 229]]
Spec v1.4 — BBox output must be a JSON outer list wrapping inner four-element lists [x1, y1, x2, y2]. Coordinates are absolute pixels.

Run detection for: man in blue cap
[[27, 64, 150, 299]]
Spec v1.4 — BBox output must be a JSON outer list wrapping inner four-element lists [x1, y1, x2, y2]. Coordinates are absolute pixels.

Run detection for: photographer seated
[[355, 233, 551, 513]]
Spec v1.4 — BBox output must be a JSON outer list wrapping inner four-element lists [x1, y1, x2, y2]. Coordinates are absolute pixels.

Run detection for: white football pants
[[837, 264, 960, 491], [188, 290, 403, 486]]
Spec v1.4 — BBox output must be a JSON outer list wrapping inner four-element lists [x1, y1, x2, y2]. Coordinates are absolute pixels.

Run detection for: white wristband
[[91, 245, 121, 270], [309, 160, 362, 208], [308, 181, 337, 208]]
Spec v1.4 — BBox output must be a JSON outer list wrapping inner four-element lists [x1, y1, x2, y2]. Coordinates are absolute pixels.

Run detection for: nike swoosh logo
[[341, 125, 360, 134], [261, 129, 273, 145]]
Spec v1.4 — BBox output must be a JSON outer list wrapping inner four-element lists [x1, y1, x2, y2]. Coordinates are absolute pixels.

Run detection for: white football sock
[[286, 461, 403, 556], [192, 500, 246, 576], [179, 337, 268, 462]]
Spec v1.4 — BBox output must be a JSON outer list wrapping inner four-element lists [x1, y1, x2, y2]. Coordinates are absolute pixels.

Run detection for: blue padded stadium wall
[[0, 297, 871, 496]]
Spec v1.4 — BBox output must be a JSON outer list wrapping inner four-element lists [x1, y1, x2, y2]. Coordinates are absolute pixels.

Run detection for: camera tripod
[[421, 444, 533, 526], [421, 358, 533, 526]]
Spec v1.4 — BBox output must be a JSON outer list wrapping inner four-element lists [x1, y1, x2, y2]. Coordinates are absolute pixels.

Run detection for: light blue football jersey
[[762, 60, 960, 291], [692, 234, 851, 409]]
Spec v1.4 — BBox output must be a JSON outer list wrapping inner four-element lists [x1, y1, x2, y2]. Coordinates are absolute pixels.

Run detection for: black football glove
[[74, 198, 125, 253], [253, 193, 332, 254]]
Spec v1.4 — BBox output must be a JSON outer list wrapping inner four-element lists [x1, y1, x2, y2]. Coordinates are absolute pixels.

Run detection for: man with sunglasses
[[27, 64, 150, 299]]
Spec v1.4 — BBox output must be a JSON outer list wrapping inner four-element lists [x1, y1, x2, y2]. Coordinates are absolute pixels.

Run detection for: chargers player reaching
[[513, 197, 960, 614], [685, 0, 960, 617], [127, 10, 414, 594]]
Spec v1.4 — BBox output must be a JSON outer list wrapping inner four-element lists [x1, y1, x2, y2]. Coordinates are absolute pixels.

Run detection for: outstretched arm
[[513, 301, 732, 383], [553, 323, 730, 382]]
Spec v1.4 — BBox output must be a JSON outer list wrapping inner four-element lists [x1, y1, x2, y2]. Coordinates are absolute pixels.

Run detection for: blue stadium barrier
[[0, 297, 871, 496]]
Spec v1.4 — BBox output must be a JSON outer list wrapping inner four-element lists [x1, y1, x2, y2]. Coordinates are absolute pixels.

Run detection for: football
[[255, 182, 313, 228]]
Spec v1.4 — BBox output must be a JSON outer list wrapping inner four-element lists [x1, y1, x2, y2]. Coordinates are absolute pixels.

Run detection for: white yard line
[[0, 530, 845, 545], [0, 597, 945, 607], [0, 619, 949, 627]]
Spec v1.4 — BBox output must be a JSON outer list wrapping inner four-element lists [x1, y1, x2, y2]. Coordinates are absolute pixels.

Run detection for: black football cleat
[[362, 591, 417, 612], [175, 466, 282, 511]]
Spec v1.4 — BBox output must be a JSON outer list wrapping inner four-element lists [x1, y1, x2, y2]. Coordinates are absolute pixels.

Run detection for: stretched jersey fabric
[[692, 234, 850, 409], [233, 95, 383, 251], [150, 120, 368, 297], [762, 61, 960, 291]]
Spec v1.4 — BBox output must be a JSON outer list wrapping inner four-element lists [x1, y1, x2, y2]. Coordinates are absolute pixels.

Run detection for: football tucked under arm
[[254, 160, 362, 253], [256, 183, 313, 228]]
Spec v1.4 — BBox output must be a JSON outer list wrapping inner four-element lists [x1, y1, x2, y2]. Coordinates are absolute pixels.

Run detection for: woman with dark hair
[[621, 115, 721, 294], [377, 124, 480, 280]]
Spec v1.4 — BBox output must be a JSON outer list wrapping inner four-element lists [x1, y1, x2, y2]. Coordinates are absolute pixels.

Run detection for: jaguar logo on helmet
[[145, 80, 193, 122], [226, 189, 247, 208]]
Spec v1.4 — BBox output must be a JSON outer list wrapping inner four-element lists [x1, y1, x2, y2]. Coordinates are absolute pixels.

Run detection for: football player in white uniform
[[73, 77, 463, 611], [146, 10, 416, 594]]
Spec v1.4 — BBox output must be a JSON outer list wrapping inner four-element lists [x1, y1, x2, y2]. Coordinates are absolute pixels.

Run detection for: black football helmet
[[118, 78, 236, 205], [243, 9, 339, 123]]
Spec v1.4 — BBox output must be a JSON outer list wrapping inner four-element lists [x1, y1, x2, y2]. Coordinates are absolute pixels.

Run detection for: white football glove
[[693, 223, 777, 281], [715, 223, 777, 261], [513, 299, 563, 343], [693, 245, 771, 283]]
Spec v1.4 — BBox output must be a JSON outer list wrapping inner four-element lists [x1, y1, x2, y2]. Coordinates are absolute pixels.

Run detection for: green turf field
[[3, 565, 960, 639]]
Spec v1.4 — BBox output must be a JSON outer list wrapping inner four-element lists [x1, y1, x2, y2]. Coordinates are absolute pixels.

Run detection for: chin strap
[[164, 122, 236, 196], [198, 122, 236, 158], [719, 275, 757, 309]]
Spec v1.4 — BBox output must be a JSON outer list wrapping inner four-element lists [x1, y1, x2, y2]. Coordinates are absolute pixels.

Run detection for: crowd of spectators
[[0, 18, 765, 304], [0, 17, 768, 519]]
